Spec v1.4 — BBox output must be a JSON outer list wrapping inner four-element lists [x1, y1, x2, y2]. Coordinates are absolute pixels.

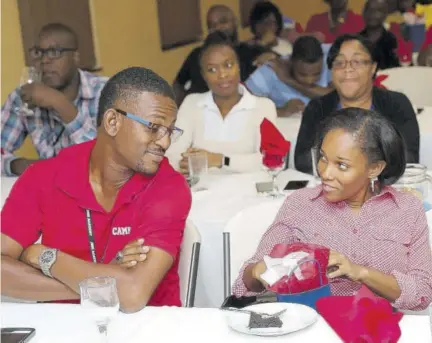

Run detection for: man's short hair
[[97, 67, 175, 126], [291, 36, 324, 64], [39, 23, 78, 48]]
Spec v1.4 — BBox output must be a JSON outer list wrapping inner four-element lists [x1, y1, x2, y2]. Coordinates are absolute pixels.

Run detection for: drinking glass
[[187, 152, 208, 190], [310, 147, 321, 186], [19, 66, 41, 115], [80, 277, 119, 343], [262, 151, 287, 198]]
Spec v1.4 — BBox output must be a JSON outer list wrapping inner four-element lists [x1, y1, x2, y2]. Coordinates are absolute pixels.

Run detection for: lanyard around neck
[[85, 209, 98, 263]]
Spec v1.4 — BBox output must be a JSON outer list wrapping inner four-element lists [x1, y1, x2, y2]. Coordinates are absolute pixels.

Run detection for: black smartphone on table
[[1, 328, 36, 343], [284, 180, 309, 191]]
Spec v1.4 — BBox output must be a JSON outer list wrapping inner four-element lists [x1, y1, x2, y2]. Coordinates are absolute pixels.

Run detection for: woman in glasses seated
[[232, 108, 432, 311], [294, 34, 419, 175], [166, 32, 277, 174]]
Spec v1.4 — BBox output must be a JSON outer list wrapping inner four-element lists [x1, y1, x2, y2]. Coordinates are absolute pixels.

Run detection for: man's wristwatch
[[39, 248, 58, 278]]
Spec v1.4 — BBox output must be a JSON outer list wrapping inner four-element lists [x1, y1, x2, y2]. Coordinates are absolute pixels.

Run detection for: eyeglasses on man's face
[[332, 59, 372, 70], [114, 109, 183, 143], [29, 46, 77, 60]]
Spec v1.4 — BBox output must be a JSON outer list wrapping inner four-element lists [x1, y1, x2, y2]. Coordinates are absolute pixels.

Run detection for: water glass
[[188, 152, 208, 188], [80, 277, 119, 343], [19, 66, 41, 115]]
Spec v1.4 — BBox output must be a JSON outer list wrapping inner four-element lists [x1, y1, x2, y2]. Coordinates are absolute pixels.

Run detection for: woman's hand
[[251, 261, 269, 286], [253, 51, 279, 67], [327, 250, 366, 282], [111, 238, 150, 268]]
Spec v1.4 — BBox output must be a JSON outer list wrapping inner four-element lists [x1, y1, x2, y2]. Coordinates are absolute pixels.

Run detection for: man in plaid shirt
[[1, 23, 107, 176]]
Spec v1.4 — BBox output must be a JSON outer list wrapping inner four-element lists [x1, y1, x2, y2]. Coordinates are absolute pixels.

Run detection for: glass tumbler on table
[[19, 66, 41, 115], [262, 151, 287, 198], [80, 277, 119, 343], [187, 152, 208, 190]]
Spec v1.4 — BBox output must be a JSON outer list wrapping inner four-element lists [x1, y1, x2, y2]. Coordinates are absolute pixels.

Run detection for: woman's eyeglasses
[[114, 108, 183, 143], [332, 59, 372, 70], [29, 47, 77, 60]]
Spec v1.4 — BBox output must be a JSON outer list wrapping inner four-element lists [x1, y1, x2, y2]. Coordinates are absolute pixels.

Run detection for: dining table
[[1, 303, 431, 343]]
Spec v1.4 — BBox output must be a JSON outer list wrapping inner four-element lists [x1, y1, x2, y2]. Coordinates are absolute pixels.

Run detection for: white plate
[[224, 302, 318, 337]]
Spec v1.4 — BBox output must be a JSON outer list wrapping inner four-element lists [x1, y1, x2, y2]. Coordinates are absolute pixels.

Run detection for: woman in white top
[[167, 31, 277, 174]]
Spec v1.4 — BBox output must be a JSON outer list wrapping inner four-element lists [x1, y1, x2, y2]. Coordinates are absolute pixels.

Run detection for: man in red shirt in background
[[1, 67, 191, 312], [305, 0, 364, 43]]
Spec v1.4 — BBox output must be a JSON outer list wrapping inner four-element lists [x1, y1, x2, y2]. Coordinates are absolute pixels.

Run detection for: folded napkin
[[261, 251, 309, 286], [316, 285, 403, 343], [373, 75, 388, 89], [260, 118, 291, 168], [262, 243, 329, 294], [397, 38, 414, 65]]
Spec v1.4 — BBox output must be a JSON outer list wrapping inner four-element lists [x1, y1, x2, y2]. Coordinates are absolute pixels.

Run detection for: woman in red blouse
[[233, 108, 432, 311], [305, 0, 365, 43]]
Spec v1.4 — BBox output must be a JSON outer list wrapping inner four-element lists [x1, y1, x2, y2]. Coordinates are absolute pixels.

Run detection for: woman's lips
[[322, 183, 338, 192], [217, 80, 234, 89]]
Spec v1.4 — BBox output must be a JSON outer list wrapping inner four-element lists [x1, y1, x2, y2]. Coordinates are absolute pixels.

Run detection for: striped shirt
[[1, 69, 107, 176], [232, 185, 432, 311]]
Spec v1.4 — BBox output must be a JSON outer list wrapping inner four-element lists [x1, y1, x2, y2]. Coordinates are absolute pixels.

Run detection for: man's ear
[[368, 160, 386, 180], [103, 109, 123, 137]]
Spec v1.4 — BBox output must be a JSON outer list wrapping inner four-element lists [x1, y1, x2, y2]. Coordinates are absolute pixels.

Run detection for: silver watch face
[[41, 250, 55, 264]]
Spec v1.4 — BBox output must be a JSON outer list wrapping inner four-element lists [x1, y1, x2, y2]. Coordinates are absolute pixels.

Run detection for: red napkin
[[267, 243, 329, 294], [260, 118, 290, 168], [316, 285, 403, 343], [397, 38, 414, 65], [373, 75, 388, 89]]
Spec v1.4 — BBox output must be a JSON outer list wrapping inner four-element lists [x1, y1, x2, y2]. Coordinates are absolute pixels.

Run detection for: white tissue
[[260, 251, 309, 286]]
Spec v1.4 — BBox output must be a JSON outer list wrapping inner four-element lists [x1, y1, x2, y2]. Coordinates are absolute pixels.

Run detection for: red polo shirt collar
[[53, 140, 156, 213]]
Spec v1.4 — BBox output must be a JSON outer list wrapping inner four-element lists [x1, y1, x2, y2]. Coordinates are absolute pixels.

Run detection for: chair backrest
[[376, 67, 432, 107], [223, 200, 284, 299], [178, 220, 201, 307]]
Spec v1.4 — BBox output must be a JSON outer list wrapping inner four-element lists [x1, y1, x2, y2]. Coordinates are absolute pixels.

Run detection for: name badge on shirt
[[112, 226, 131, 236]]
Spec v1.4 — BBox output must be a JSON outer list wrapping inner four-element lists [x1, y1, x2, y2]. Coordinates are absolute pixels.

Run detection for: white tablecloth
[[190, 169, 315, 307], [1, 303, 430, 343]]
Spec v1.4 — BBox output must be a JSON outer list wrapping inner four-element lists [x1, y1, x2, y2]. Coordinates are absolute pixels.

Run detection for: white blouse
[[166, 85, 277, 173]]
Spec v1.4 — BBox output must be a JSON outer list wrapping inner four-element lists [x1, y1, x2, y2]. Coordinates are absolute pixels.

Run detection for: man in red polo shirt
[[305, 0, 364, 44], [1, 67, 191, 312]]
